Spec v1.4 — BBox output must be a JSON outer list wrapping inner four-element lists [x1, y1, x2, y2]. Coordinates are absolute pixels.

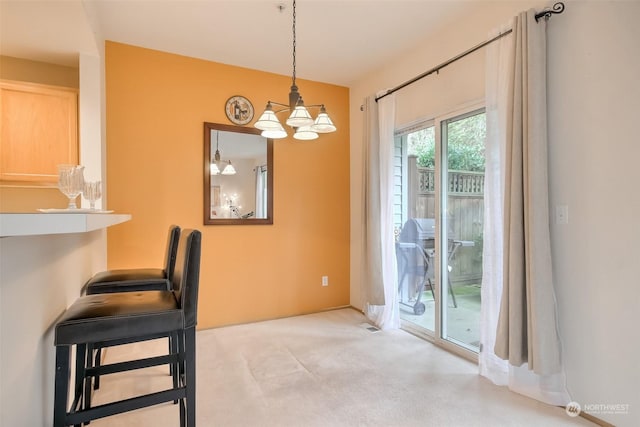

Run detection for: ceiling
[[0, 0, 486, 87], [212, 128, 266, 159]]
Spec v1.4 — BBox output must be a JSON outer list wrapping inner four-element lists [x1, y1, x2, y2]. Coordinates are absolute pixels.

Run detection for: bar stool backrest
[[164, 225, 182, 278], [171, 229, 202, 328]]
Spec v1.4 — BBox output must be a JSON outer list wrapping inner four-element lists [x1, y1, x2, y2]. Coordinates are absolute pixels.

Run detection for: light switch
[[556, 205, 569, 225]]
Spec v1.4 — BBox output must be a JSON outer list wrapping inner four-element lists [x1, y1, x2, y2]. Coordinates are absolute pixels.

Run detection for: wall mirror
[[204, 122, 273, 225]]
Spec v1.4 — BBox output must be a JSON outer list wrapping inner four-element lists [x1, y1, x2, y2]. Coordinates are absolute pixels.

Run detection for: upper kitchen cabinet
[[0, 79, 78, 185]]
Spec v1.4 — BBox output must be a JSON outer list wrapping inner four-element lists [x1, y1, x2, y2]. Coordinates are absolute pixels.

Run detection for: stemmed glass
[[57, 165, 85, 209], [83, 181, 102, 210]]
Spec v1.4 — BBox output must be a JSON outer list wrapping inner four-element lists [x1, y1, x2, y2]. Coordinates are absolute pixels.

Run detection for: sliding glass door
[[439, 110, 485, 351], [395, 106, 485, 355], [395, 125, 437, 334]]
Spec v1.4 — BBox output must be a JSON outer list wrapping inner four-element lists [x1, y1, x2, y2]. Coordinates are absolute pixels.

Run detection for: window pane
[[442, 111, 485, 351], [397, 126, 436, 334]]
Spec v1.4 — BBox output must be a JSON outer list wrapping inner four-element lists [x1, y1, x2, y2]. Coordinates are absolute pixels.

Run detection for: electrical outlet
[[322, 276, 329, 286]]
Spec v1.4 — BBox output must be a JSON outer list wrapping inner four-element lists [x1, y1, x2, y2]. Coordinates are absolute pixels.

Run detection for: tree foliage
[[407, 113, 486, 172]]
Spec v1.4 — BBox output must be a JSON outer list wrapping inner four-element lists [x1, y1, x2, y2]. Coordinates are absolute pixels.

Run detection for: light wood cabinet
[[0, 79, 78, 185]]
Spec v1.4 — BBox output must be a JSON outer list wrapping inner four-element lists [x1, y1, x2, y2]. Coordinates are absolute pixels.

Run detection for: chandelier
[[254, 0, 336, 141], [210, 131, 236, 175]]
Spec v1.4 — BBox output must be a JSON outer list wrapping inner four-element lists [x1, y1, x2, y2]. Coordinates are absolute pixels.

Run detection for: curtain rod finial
[[535, 2, 565, 22]]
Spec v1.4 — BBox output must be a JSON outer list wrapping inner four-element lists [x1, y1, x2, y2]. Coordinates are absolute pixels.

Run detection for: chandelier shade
[[286, 101, 314, 128], [293, 126, 319, 141], [210, 162, 221, 175], [221, 161, 236, 175], [254, 102, 283, 131], [311, 105, 337, 133], [255, 0, 336, 140], [210, 131, 236, 175], [262, 127, 288, 139]]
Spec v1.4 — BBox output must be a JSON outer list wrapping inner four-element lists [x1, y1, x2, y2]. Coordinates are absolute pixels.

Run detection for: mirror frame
[[203, 122, 273, 225]]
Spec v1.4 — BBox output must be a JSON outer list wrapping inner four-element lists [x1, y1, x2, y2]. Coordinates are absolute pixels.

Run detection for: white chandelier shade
[[261, 127, 288, 139], [254, 103, 282, 131], [286, 103, 314, 128], [210, 131, 237, 175], [210, 162, 221, 175], [312, 106, 337, 133], [293, 126, 319, 141], [221, 161, 236, 175]]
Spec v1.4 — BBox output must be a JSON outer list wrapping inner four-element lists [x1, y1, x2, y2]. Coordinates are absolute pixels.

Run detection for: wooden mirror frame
[[203, 122, 273, 225]]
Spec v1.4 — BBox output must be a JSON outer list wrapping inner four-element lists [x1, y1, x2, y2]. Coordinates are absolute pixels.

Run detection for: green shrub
[[408, 113, 486, 172]]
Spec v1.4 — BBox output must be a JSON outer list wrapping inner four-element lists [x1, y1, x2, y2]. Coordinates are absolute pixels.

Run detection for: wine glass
[[83, 181, 102, 210], [57, 165, 84, 209]]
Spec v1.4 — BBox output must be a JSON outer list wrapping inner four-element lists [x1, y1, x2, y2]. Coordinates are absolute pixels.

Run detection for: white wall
[[0, 4, 110, 425], [79, 53, 104, 209], [547, 2, 640, 426], [349, 1, 639, 426], [0, 230, 107, 426]]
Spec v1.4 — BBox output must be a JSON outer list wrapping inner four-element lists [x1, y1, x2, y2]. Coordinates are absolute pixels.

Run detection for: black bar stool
[[83, 224, 180, 295], [83, 225, 181, 390], [53, 229, 201, 427]]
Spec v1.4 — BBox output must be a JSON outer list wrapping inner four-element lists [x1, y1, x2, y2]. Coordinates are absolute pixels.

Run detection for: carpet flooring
[[87, 308, 593, 426]]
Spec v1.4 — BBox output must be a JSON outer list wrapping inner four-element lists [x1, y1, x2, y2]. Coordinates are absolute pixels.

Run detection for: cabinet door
[[0, 80, 78, 184]]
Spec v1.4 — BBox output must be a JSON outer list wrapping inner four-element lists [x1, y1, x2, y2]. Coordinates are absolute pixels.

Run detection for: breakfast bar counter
[[0, 211, 131, 237], [0, 212, 131, 426]]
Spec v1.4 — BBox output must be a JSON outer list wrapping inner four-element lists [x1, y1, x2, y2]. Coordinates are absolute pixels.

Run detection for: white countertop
[[0, 212, 131, 237]]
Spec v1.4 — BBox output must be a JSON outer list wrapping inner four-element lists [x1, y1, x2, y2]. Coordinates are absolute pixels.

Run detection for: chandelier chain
[[253, 0, 335, 139], [292, 0, 296, 87]]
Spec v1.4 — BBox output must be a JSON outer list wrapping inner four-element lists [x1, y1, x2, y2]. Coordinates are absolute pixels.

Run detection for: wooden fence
[[408, 159, 484, 285]]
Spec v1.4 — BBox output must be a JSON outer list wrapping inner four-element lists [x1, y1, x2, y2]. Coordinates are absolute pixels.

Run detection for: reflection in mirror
[[204, 123, 273, 225]]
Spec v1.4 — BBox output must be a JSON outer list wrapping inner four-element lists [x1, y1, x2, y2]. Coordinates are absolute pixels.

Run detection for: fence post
[[408, 155, 417, 219]]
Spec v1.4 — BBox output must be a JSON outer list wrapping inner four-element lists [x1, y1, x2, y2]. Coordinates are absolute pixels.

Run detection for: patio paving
[[400, 283, 481, 349]]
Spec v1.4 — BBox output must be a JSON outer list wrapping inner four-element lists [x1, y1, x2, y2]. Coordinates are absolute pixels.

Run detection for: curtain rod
[[375, 2, 565, 103]]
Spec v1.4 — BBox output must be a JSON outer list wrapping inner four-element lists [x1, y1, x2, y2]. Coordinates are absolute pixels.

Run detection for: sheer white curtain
[[479, 10, 570, 406], [255, 165, 266, 218], [362, 92, 399, 330]]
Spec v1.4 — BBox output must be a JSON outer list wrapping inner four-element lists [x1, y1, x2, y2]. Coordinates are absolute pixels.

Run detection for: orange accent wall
[[105, 42, 350, 329]]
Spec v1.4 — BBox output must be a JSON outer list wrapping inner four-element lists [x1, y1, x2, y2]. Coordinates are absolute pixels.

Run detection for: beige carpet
[[88, 308, 593, 426]]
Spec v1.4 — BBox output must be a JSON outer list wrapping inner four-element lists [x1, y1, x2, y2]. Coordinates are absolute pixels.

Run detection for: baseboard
[[576, 410, 616, 427], [200, 305, 356, 330], [560, 406, 616, 427]]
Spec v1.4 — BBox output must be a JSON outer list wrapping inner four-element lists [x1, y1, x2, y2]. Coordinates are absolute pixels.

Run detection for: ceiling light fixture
[[254, 0, 336, 141], [210, 131, 236, 175]]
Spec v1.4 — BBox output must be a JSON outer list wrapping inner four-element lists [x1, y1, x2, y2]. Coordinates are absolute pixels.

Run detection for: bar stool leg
[[73, 343, 87, 427], [171, 332, 179, 404], [179, 398, 186, 427], [93, 347, 102, 390], [185, 327, 196, 427], [74, 343, 85, 403], [177, 330, 186, 427], [83, 343, 94, 422], [53, 345, 70, 427]]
